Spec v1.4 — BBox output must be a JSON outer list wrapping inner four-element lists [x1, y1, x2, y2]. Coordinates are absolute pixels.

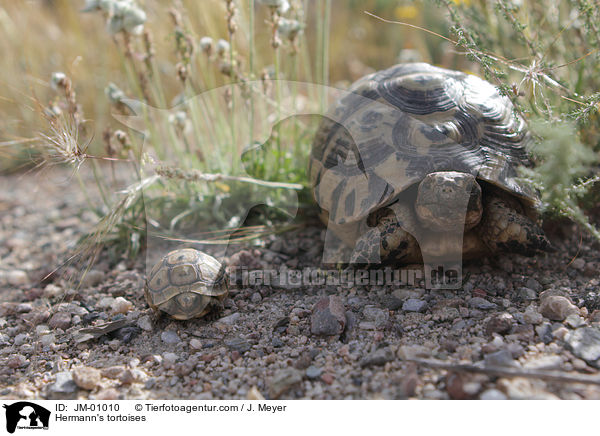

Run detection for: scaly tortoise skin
[[145, 248, 228, 320], [310, 62, 551, 264]]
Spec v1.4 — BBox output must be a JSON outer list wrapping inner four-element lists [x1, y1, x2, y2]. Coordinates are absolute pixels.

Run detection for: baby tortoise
[[145, 248, 228, 320], [310, 62, 551, 264]]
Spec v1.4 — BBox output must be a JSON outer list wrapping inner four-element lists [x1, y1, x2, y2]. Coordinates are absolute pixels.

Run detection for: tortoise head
[[414, 171, 483, 232]]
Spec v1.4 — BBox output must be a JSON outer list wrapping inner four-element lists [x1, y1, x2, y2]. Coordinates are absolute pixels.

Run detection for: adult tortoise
[[310, 62, 551, 264], [145, 248, 228, 320]]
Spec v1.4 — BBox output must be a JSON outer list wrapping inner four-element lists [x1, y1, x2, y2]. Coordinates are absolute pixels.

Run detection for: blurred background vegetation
[[0, 0, 599, 257]]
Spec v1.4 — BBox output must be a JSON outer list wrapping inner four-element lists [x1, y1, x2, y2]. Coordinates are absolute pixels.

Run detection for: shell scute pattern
[[145, 248, 228, 320], [310, 62, 536, 226]]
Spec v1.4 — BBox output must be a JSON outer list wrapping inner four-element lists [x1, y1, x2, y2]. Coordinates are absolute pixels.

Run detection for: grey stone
[[536, 323, 554, 344], [7, 270, 28, 286], [224, 337, 251, 353], [72, 367, 101, 390], [80, 269, 105, 288], [136, 315, 153, 331], [13, 333, 28, 346], [305, 365, 322, 379], [381, 295, 403, 310], [469, 297, 497, 310], [480, 389, 508, 400], [540, 296, 578, 321], [311, 296, 346, 336], [485, 313, 513, 335], [161, 330, 181, 344], [525, 278, 542, 292], [218, 312, 241, 325], [518, 287, 537, 301], [189, 339, 202, 350], [565, 327, 600, 368], [162, 352, 178, 369], [268, 368, 302, 399], [524, 355, 562, 370], [40, 334, 55, 347], [523, 305, 543, 325], [484, 349, 516, 367], [47, 372, 78, 399], [362, 306, 389, 327], [48, 312, 72, 330], [565, 314, 585, 328], [398, 345, 431, 360], [250, 292, 262, 304], [360, 347, 394, 367], [402, 299, 427, 313]]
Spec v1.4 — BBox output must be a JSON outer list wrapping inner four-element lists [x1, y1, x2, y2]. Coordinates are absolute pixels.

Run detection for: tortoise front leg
[[350, 201, 421, 264], [477, 195, 552, 255]]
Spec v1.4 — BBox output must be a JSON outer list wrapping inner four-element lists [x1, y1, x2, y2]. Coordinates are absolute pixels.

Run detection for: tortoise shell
[[145, 248, 228, 320], [310, 62, 537, 226]]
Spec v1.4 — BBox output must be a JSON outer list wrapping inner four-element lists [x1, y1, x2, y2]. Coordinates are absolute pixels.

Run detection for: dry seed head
[[276, 18, 302, 41], [105, 82, 126, 104], [199, 36, 213, 55], [50, 72, 67, 90], [168, 111, 188, 131], [218, 60, 238, 78], [215, 39, 230, 56], [176, 63, 188, 82], [225, 0, 237, 35], [113, 130, 131, 149], [258, 0, 290, 14]]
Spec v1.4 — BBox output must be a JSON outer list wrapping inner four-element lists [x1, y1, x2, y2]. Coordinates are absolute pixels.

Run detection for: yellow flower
[[394, 5, 418, 21], [451, 0, 472, 6]]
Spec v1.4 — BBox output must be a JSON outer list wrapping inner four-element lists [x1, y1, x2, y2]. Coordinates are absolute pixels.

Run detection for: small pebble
[[111, 297, 133, 314], [224, 337, 251, 353], [80, 269, 105, 288], [480, 389, 508, 400], [48, 312, 72, 330], [137, 315, 153, 331], [7, 354, 28, 369], [268, 368, 302, 399], [7, 270, 28, 286], [565, 327, 600, 368], [402, 299, 427, 313], [485, 313, 513, 336], [218, 312, 241, 325], [47, 372, 78, 399], [363, 306, 389, 327], [469, 297, 497, 310], [518, 287, 537, 301], [305, 365, 322, 379], [161, 330, 181, 344], [72, 367, 101, 390], [310, 296, 346, 336], [540, 296, 578, 321], [162, 352, 179, 369], [250, 292, 262, 304], [484, 349, 515, 367], [360, 347, 394, 367], [523, 305, 543, 325], [13, 333, 28, 346], [189, 339, 203, 350]]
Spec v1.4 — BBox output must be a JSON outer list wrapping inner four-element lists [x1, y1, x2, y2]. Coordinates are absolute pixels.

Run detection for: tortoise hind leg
[[477, 195, 552, 255], [350, 201, 421, 264]]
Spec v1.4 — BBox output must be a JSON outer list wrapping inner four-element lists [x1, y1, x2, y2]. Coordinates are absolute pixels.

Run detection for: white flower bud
[[277, 18, 302, 40], [215, 39, 230, 56], [199, 36, 213, 53], [105, 82, 126, 103], [50, 72, 67, 90]]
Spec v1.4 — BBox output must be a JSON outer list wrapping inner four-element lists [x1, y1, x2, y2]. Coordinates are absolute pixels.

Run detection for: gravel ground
[[1, 166, 600, 400]]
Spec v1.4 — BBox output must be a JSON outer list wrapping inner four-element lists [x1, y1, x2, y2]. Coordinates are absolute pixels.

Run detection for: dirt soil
[[1, 166, 600, 400]]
